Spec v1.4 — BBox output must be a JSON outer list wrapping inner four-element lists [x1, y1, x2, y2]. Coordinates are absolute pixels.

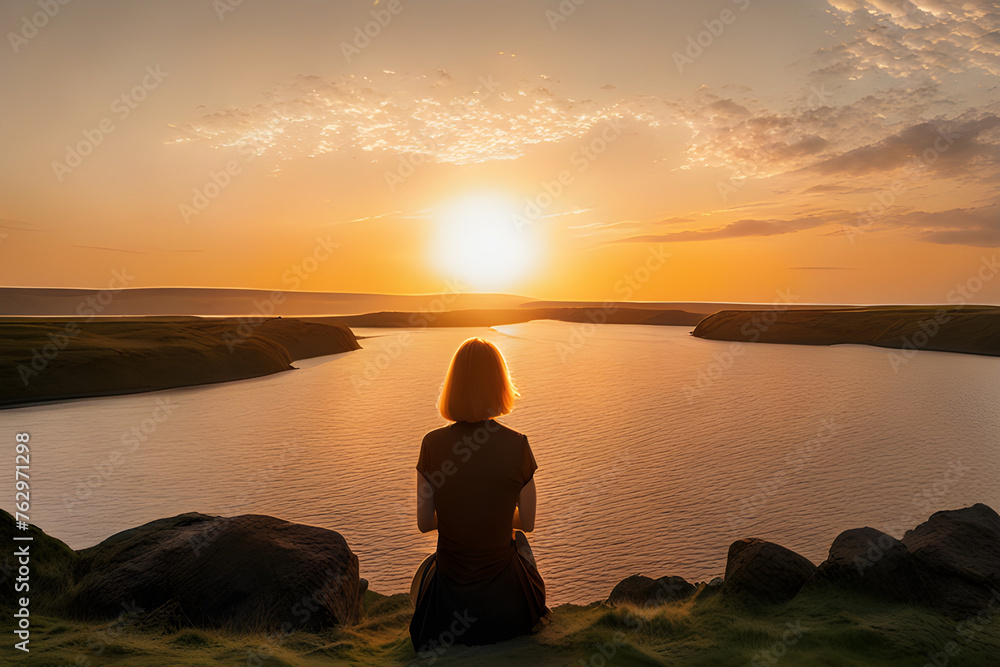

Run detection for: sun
[[430, 193, 540, 292]]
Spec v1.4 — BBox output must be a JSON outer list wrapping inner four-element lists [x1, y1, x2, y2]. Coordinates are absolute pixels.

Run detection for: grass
[[8, 588, 1000, 666]]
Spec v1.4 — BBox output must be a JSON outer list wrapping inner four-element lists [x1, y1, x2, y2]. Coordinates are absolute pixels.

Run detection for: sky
[[1, 0, 999, 304]]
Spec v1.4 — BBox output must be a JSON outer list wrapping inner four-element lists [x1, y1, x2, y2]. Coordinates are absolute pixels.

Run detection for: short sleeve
[[416, 434, 432, 479], [520, 435, 537, 486]]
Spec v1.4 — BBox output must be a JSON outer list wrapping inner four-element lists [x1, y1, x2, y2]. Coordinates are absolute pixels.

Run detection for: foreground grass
[[9, 587, 1000, 666]]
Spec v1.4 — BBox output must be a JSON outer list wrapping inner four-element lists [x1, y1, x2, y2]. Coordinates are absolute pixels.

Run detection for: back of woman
[[418, 421, 535, 583], [409, 338, 548, 650]]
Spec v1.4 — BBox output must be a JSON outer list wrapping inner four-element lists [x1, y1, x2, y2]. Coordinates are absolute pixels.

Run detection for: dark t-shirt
[[416, 419, 537, 582], [411, 419, 546, 648]]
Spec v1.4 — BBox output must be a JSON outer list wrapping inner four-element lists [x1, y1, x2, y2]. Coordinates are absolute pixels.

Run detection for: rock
[[809, 527, 928, 603], [67, 513, 361, 631], [0, 509, 77, 615], [607, 574, 696, 607], [723, 538, 816, 603], [902, 503, 1000, 617]]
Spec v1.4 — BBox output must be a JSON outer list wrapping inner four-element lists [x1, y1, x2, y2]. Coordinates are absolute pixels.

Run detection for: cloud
[[840, 203, 1000, 247], [800, 183, 867, 194], [71, 245, 153, 255], [168, 71, 647, 166], [568, 220, 644, 231], [166, 62, 1000, 202], [812, 115, 1000, 175], [667, 86, 949, 177], [615, 216, 835, 243], [903, 204, 1000, 247], [820, 0, 1000, 79], [0, 219, 44, 232]]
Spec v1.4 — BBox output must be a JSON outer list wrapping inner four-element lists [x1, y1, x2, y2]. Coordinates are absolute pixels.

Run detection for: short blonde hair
[[438, 337, 519, 422]]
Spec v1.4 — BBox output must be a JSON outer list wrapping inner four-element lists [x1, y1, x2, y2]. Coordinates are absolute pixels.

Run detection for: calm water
[[5, 322, 999, 604]]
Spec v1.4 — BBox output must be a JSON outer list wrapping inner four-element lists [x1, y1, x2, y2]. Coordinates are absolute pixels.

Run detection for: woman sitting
[[409, 337, 548, 650]]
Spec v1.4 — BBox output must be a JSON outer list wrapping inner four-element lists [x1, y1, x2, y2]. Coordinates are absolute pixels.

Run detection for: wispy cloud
[[812, 115, 1000, 175], [167, 71, 647, 166], [904, 203, 1000, 247], [614, 215, 840, 243]]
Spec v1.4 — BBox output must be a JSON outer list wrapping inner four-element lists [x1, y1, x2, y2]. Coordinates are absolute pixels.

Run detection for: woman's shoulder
[[490, 420, 528, 441], [423, 420, 528, 442]]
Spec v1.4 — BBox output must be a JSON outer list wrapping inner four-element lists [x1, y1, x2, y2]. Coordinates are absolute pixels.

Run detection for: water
[[4, 322, 999, 604]]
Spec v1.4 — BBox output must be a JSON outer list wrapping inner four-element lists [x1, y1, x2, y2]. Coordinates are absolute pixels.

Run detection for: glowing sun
[[430, 193, 540, 291]]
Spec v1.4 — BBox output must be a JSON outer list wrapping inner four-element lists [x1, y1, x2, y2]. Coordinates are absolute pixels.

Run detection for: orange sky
[[1, 0, 999, 304]]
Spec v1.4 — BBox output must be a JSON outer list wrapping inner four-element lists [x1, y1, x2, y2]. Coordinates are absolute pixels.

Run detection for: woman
[[409, 337, 547, 650]]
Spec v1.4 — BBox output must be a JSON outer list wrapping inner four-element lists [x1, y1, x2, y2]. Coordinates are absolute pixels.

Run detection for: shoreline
[[5, 305, 1000, 409], [3, 504, 998, 664], [0, 316, 360, 409], [693, 305, 1000, 358]]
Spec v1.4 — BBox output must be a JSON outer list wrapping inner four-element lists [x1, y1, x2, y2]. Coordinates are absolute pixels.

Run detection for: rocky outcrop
[[808, 527, 929, 603], [901, 503, 1000, 617], [66, 513, 362, 631], [0, 510, 77, 614], [607, 575, 696, 607], [722, 539, 817, 603], [616, 505, 999, 617], [8, 503, 1000, 632]]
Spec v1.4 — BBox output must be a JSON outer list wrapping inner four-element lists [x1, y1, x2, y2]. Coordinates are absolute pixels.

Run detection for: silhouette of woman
[[409, 337, 548, 650]]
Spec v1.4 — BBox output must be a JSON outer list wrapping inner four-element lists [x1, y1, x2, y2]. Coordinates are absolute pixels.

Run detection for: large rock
[[0, 509, 77, 615], [722, 538, 816, 603], [607, 574, 696, 607], [67, 513, 362, 631], [902, 503, 1000, 617], [809, 527, 928, 603]]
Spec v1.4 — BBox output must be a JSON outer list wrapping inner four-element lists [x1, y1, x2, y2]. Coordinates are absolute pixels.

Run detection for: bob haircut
[[437, 337, 519, 422]]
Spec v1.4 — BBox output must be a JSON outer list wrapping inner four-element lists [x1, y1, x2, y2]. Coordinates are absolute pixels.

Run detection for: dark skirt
[[409, 533, 547, 651]]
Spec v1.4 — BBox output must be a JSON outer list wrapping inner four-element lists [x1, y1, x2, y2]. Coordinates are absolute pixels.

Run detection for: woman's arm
[[512, 478, 537, 532], [416, 472, 438, 533]]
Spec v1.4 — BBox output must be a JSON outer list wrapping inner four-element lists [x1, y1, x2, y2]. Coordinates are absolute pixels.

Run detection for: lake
[[5, 321, 999, 604]]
